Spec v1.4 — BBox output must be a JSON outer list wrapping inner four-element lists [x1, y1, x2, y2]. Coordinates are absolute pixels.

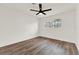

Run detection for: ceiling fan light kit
[[30, 3, 52, 15]]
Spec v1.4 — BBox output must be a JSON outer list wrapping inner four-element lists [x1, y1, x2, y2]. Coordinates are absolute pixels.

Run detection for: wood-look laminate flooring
[[0, 36, 78, 55]]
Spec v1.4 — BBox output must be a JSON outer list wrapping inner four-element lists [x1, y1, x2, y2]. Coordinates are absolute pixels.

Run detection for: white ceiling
[[0, 3, 77, 18]]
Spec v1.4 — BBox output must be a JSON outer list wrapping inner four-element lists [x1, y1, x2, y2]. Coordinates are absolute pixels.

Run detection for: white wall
[[0, 5, 38, 47], [38, 9, 77, 43], [77, 4, 79, 50]]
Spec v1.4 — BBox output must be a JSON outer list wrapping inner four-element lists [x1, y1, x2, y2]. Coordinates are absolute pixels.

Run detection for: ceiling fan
[[30, 3, 52, 15]]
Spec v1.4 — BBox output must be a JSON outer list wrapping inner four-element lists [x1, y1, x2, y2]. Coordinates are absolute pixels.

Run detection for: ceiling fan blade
[[42, 12, 46, 15], [30, 9, 39, 12], [39, 4, 42, 10], [43, 9, 52, 12], [36, 12, 40, 15]]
